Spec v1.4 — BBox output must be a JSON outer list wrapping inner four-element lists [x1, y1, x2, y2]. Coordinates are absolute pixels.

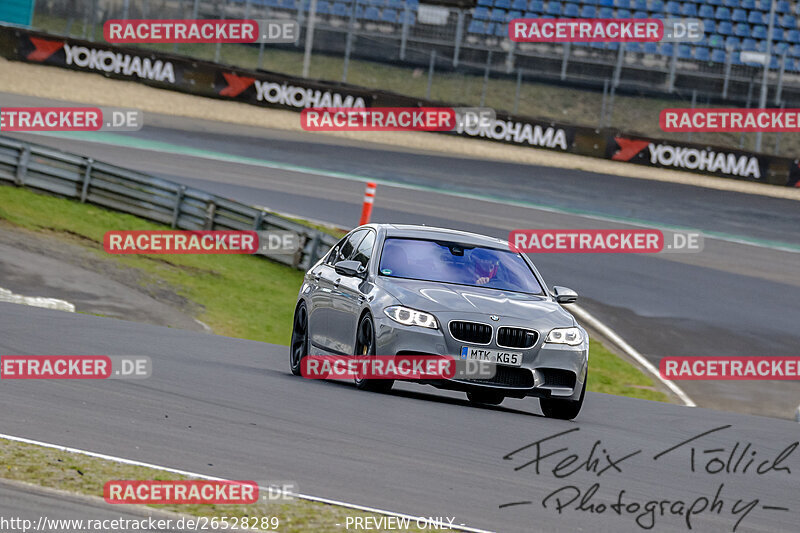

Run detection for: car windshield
[[378, 238, 544, 295]]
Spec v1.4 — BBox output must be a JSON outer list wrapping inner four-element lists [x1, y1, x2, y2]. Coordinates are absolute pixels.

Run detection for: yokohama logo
[[62, 44, 175, 83], [456, 120, 568, 149], [254, 81, 366, 109], [647, 143, 760, 179]]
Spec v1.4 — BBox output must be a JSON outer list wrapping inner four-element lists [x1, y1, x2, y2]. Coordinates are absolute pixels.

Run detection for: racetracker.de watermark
[[300, 107, 495, 132], [103, 230, 300, 255], [508, 18, 702, 42], [660, 357, 800, 380], [509, 229, 703, 254], [661, 108, 800, 132], [301, 355, 497, 380], [0, 107, 142, 132], [104, 480, 258, 504], [104, 19, 298, 44], [0, 356, 151, 379]]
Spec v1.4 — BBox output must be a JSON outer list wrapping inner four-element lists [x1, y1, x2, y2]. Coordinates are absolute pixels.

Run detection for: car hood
[[377, 277, 575, 325]]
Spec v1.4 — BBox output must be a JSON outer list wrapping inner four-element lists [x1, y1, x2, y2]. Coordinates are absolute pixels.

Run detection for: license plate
[[460, 346, 522, 367]]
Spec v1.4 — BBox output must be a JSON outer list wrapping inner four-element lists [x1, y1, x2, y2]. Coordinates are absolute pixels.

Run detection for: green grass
[[0, 438, 440, 532], [0, 184, 669, 402], [31, 12, 797, 158]]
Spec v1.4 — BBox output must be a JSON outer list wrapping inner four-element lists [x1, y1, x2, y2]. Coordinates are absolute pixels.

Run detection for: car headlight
[[383, 306, 438, 329], [545, 327, 584, 346]]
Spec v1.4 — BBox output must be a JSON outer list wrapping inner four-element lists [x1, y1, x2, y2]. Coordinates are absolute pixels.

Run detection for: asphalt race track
[[3, 95, 799, 417], [2, 302, 799, 533]]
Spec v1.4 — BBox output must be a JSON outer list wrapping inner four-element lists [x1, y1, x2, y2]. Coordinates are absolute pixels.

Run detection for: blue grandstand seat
[[633, 0, 647, 9], [773, 29, 786, 41], [599, 7, 614, 17], [741, 0, 755, 8], [756, 0, 770, 11], [505, 9, 522, 20], [387, 0, 404, 7], [529, 0, 544, 11], [369, 0, 386, 6], [665, 1, 680, 15], [775, 41, 789, 53], [756, 39, 767, 51], [711, 48, 727, 62], [678, 44, 692, 58], [362, 6, 380, 19], [708, 0, 723, 5], [660, 43, 674, 56], [468, 20, 485, 33], [316, 1, 331, 13], [474, 6, 489, 19], [332, 2, 348, 16], [791, 44, 800, 56], [496, 23, 507, 36], [523, 10, 537, 17], [708, 34, 724, 47], [494, 0, 510, 9], [715, 7, 730, 20], [511, 0, 527, 10], [478, 0, 492, 5], [643, 42, 658, 54], [718, 21, 733, 35], [649, 0, 664, 11], [731, 9, 746, 22], [627, 41, 642, 51], [777, 0, 791, 13], [547, 2, 562, 14], [278, 0, 294, 8], [741, 38, 757, 50], [788, 29, 800, 43], [633, 10, 647, 17], [581, 5, 597, 16], [399, 10, 415, 23], [748, 11, 763, 24], [722, 0, 738, 7], [734, 23, 750, 37], [607, 42, 619, 50], [781, 15, 797, 28], [616, 0, 631, 8], [590, 42, 604, 50], [263, 0, 280, 7], [752, 25, 767, 39], [381, 8, 397, 22], [724, 36, 740, 48], [617, 9, 631, 17], [483, 22, 496, 34], [699, 5, 714, 17], [599, 0, 614, 6], [731, 51, 743, 65], [564, 3, 580, 16], [695, 46, 711, 60], [490, 8, 506, 21], [681, 4, 697, 16]]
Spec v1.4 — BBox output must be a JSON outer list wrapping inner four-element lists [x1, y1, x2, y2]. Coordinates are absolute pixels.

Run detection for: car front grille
[[449, 321, 492, 344], [467, 366, 535, 388], [497, 327, 538, 349], [541, 369, 577, 389]]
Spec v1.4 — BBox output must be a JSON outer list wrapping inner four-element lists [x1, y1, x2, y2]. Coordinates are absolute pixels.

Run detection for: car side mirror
[[334, 260, 365, 278], [551, 286, 578, 304]]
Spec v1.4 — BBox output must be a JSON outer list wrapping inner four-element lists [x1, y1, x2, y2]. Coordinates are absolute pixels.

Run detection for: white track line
[[571, 304, 696, 407], [0, 433, 494, 533]]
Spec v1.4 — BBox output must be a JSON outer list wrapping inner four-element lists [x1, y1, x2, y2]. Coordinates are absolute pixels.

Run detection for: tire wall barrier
[[1, 25, 798, 187]]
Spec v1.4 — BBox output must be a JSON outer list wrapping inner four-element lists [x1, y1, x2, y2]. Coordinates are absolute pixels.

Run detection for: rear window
[[378, 238, 544, 295]]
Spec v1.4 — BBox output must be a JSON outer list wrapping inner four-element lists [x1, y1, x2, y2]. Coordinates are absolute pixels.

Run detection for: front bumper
[[374, 313, 588, 401]]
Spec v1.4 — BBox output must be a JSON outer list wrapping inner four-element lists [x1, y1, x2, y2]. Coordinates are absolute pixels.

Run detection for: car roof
[[373, 223, 510, 249]]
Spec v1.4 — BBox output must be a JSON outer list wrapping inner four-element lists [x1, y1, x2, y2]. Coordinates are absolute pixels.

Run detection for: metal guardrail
[[0, 134, 340, 270]]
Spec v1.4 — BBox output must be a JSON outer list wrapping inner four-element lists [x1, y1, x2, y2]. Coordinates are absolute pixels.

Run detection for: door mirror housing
[[334, 260, 365, 278], [551, 286, 578, 304]]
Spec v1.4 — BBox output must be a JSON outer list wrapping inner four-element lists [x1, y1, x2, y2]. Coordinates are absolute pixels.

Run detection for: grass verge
[[0, 438, 440, 532]]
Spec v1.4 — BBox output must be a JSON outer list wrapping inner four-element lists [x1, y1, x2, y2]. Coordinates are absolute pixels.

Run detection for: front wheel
[[354, 314, 394, 393], [289, 302, 309, 376], [539, 377, 586, 420]]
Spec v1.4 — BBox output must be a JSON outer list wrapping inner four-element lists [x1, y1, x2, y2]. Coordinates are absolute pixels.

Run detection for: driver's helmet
[[471, 248, 499, 278]]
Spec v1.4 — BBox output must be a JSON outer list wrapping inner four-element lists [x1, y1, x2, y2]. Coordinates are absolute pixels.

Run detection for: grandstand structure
[[36, 0, 800, 104]]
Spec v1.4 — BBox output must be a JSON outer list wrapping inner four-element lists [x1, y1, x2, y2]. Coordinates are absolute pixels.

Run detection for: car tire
[[354, 313, 394, 393], [289, 302, 309, 376], [467, 390, 504, 405], [539, 376, 586, 420]]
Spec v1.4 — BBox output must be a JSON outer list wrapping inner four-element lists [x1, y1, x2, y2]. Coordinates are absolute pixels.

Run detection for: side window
[[352, 231, 376, 269], [325, 236, 348, 265], [337, 230, 368, 263]]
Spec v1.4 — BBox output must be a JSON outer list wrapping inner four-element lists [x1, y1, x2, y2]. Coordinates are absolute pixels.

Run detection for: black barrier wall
[[1, 25, 797, 187]]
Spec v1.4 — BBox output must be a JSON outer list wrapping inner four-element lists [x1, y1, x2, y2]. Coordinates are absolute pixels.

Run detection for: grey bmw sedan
[[290, 224, 589, 420]]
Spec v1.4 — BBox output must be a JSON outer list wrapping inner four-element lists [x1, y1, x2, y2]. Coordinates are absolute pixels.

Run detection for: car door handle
[[334, 278, 341, 288], [313, 274, 321, 282]]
